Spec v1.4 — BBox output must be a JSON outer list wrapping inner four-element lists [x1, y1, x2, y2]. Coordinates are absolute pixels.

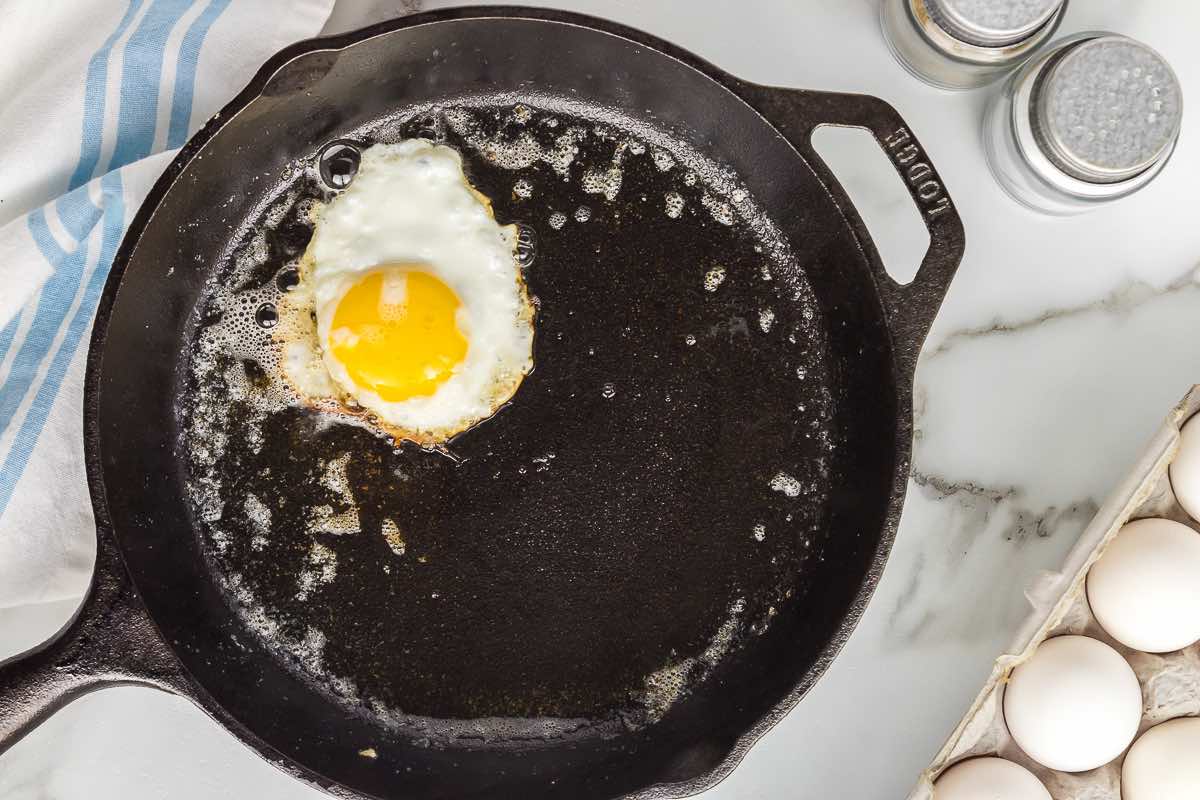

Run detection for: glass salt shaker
[[880, 0, 1068, 90], [983, 33, 1183, 215]]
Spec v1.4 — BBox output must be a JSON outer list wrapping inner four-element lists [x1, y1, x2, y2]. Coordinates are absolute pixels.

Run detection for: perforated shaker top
[[1034, 35, 1183, 183], [926, 0, 1062, 47]]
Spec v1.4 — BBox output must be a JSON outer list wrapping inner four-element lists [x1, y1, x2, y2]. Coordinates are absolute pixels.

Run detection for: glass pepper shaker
[[983, 33, 1183, 215], [880, 0, 1068, 90]]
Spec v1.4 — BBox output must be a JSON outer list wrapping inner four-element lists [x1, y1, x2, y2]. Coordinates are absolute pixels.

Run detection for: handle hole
[[811, 125, 929, 285]]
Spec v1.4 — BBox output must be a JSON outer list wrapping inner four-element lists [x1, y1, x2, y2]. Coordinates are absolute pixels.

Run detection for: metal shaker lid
[[925, 0, 1063, 47], [1033, 35, 1183, 184]]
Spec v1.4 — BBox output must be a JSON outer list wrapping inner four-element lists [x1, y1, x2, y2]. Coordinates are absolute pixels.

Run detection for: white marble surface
[[3, 1, 1199, 798]]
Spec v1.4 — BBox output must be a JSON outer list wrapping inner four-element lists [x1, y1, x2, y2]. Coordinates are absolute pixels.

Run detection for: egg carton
[[908, 385, 1200, 800]]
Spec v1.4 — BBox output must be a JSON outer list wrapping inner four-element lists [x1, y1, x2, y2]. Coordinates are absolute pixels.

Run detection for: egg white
[[279, 140, 534, 444]]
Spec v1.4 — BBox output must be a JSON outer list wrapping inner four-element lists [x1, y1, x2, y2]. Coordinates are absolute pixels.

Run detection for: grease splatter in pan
[[180, 98, 837, 729]]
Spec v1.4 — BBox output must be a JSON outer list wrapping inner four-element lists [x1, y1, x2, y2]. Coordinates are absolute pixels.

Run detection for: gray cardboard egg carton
[[908, 385, 1200, 800]]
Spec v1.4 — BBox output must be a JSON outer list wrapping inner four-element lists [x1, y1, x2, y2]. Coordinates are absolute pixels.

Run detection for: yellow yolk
[[327, 267, 467, 402]]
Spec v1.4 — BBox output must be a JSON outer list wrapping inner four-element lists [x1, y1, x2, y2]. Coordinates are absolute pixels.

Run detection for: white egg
[[279, 140, 534, 445], [933, 757, 1050, 800], [1171, 413, 1200, 522], [1122, 717, 1200, 800], [1002, 635, 1141, 772], [1087, 518, 1200, 653]]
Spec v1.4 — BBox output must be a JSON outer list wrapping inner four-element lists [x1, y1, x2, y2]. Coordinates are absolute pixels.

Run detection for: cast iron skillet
[[0, 7, 964, 799]]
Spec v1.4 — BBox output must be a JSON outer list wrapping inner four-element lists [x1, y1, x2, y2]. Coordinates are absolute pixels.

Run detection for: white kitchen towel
[[0, 0, 334, 618]]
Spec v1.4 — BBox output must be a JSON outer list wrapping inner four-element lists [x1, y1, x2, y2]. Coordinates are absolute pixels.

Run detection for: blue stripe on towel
[[109, 0, 199, 170], [0, 172, 125, 515], [68, 0, 146, 192], [0, 309, 25, 368], [168, 0, 232, 148], [0, 212, 79, 439]]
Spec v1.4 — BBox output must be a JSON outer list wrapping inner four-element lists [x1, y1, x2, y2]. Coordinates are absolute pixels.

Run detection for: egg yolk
[[327, 267, 467, 401]]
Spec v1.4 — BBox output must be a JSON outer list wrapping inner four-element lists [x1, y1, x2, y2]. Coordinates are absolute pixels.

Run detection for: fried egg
[[277, 140, 535, 445]]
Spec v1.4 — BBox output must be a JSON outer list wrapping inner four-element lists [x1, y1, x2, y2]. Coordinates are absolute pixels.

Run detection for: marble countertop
[[3, 1, 1198, 798]]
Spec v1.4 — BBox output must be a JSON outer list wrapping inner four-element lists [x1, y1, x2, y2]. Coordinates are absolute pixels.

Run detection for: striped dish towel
[[0, 0, 333, 636]]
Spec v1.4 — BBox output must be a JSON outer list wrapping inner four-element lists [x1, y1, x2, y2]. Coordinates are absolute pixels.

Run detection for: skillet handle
[[741, 85, 966, 376], [0, 524, 186, 757]]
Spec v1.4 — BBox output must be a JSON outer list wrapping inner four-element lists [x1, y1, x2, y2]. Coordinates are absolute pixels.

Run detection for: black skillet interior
[[186, 96, 838, 723], [88, 9, 959, 800]]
